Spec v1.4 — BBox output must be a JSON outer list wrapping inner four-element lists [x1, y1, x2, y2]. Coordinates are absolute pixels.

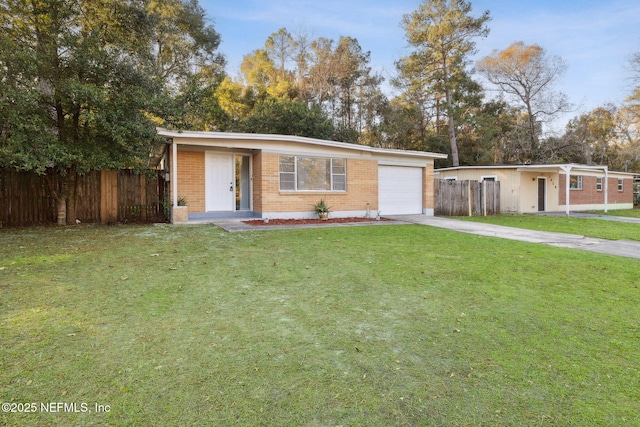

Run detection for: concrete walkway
[[207, 213, 640, 260], [388, 215, 640, 260]]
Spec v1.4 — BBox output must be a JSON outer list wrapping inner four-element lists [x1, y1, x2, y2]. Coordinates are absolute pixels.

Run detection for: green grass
[[589, 208, 640, 218], [1, 224, 639, 426], [456, 214, 640, 242]]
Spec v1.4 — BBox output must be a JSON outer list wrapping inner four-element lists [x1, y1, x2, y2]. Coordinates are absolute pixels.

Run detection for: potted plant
[[172, 196, 189, 224], [313, 199, 331, 220]]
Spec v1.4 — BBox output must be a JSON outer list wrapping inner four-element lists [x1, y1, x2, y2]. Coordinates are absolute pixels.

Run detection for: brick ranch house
[[435, 164, 636, 214], [157, 129, 447, 223]]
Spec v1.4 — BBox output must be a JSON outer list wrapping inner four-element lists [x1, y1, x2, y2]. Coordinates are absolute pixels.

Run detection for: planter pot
[[318, 212, 329, 220], [172, 206, 189, 224]]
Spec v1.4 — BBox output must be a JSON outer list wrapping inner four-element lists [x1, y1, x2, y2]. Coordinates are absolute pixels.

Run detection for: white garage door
[[378, 166, 423, 215]]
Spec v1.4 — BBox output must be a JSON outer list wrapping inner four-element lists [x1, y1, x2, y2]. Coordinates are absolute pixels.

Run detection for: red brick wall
[[559, 175, 633, 205]]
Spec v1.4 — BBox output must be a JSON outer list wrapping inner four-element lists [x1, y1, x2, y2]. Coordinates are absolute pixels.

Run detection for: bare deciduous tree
[[476, 42, 570, 160]]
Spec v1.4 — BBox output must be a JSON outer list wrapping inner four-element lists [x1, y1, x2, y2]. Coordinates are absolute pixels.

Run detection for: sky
[[201, 0, 640, 131]]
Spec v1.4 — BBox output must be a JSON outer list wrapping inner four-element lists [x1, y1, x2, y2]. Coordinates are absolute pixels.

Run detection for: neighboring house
[[157, 129, 447, 223], [435, 164, 635, 214]]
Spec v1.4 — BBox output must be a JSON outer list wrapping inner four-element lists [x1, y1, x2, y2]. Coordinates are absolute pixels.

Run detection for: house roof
[[157, 129, 448, 160], [435, 164, 637, 176]]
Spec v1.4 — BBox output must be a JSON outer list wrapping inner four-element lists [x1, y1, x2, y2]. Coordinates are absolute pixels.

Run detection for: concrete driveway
[[390, 215, 640, 260], [533, 211, 640, 224]]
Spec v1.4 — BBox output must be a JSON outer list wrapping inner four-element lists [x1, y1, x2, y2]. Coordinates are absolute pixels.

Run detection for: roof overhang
[[436, 164, 636, 176], [516, 164, 608, 174], [157, 128, 448, 160]]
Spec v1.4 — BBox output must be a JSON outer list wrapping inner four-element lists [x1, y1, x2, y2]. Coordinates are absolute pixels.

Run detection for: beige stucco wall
[[436, 168, 523, 213], [518, 172, 559, 213], [436, 168, 562, 213], [436, 167, 635, 213]]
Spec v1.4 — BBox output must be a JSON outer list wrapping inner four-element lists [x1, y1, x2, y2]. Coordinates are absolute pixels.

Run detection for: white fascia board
[[377, 158, 433, 167], [157, 128, 447, 161], [437, 165, 519, 172], [436, 164, 635, 177], [520, 164, 609, 174], [260, 146, 374, 159]]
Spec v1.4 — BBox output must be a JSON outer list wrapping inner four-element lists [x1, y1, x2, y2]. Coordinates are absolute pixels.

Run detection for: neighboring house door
[[205, 152, 235, 211], [537, 178, 546, 212], [378, 166, 423, 215]]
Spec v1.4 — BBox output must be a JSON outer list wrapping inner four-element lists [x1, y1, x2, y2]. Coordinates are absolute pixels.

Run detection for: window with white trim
[[596, 177, 603, 191], [279, 155, 347, 191], [570, 175, 583, 190], [481, 176, 497, 182], [618, 179, 623, 192]]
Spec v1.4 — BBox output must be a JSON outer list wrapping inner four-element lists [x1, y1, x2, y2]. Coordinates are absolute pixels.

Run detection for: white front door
[[205, 152, 235, 211]]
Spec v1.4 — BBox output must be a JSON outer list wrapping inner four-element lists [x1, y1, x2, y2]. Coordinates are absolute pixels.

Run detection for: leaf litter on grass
[[0, 224, 639, 426]]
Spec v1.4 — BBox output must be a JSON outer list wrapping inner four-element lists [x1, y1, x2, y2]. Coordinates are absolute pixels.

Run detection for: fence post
[[140, 176, 147, 221], [483, 180, 487, 216], [100, 170, 118, 224], [467, 180, 472, 216]]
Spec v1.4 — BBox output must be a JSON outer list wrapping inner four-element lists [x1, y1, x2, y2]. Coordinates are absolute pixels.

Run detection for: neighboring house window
[[279, 155, 347, 191], [481, 176, 497, 182], [618, 179, 623, 192], [570, 175, 583, 190], [596, 177, 603, 191], [443, 177, 457, 181]]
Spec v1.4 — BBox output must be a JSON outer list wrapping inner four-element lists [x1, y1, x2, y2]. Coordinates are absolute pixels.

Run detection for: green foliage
[[1, 0, 158, 174], [0, 0, 225, 223], [331, 123, 360, 144], [234, 30, 385, 141], [236, 97, 334, 139], [148, 0, 224, 84], [312, 198, 330, 214], [399, 0, 490, 166], [457, 100, 521, 165]]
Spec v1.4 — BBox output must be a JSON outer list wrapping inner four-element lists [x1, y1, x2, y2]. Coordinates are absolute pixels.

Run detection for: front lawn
[[1, 224, 639, 426], [589, 208, 640, 218], [457, 214, 640, 242]]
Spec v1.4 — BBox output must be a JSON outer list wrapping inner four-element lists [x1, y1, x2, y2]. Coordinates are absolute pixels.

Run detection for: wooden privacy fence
[[435, 179, 500, 216], [0, 169, 167, 227]]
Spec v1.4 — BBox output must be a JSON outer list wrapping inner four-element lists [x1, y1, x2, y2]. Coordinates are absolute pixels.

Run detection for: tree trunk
[[526, 102, 537, 162], [45, 168, 70, 226], [57, 172, 70, 225], [56, 195, 67, 226], [444, 87, 460, 167], [447, 113, 459, 167], [66, 171, 78, 225]]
